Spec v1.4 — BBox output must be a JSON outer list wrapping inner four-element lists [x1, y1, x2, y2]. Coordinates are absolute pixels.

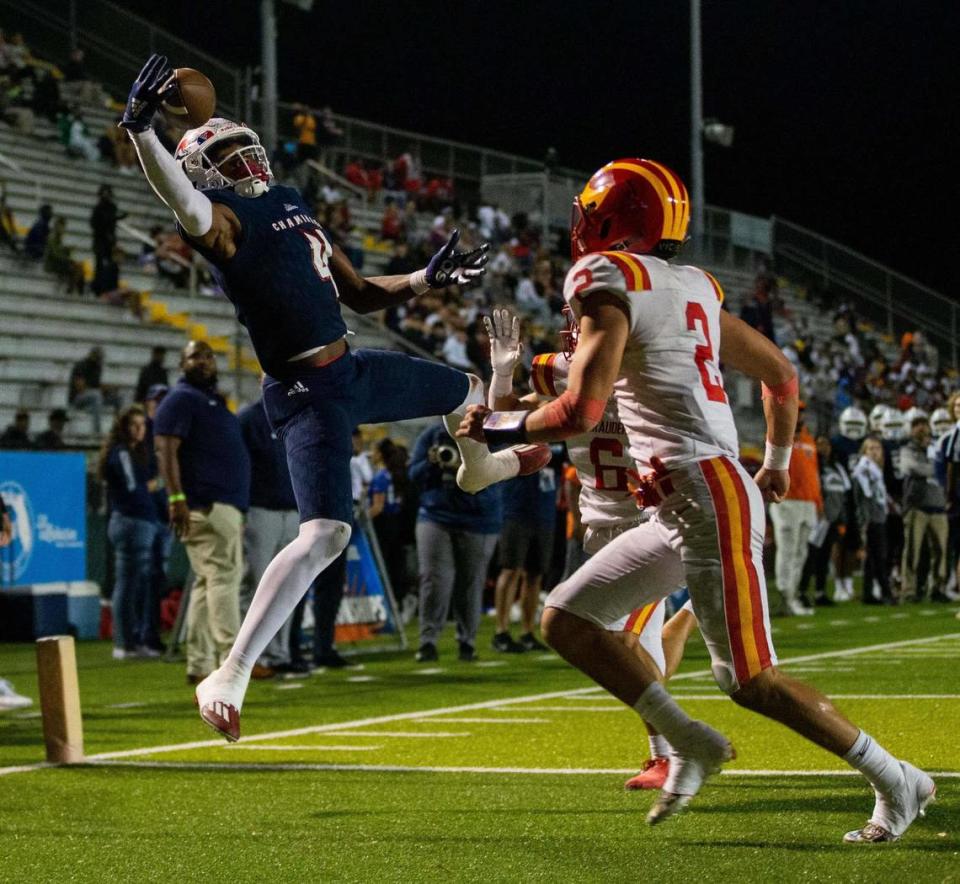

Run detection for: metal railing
[[772, 216, 957, 368], [263, 99, 586, 196], [1, 0, 242, 120]]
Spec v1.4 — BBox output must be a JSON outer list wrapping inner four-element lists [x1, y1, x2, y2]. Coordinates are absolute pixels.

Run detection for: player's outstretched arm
[[333, 229, 489, 313], [120, 54, 238, 255], [719, 310, 798, 502], [458, 293, 629, 445]]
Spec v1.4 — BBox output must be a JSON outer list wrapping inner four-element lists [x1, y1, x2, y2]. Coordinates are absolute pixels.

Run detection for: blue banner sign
[[0, 452, 86, 586]]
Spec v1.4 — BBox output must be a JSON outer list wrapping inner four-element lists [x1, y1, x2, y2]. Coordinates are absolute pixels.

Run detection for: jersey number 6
[[685, 301, 727, 403], [589, 437, 629, 491]]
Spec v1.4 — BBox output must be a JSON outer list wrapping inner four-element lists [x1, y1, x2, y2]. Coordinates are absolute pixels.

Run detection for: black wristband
[[482, 410, 529, 446]]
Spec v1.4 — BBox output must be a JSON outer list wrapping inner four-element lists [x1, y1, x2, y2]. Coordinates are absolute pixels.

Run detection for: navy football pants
[[263, 348, 469, 524]]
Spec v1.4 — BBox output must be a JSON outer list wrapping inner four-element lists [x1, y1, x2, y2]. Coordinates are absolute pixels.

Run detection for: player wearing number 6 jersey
[[487, 308, 697, 790], [461, 158, 934, 839], [120, 55, 548, 741]]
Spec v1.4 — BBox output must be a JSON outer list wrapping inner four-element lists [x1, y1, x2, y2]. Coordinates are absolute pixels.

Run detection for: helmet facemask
[[559, 304, 580, 358], [181, 132, 273, 198]]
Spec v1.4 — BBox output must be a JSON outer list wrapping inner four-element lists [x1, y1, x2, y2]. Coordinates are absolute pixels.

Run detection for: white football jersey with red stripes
[[530, 351, 638, 527], [563, 250, 739, 471]]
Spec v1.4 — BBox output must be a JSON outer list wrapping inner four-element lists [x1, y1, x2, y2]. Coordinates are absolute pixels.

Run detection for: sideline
[[1, 631, 958, 779]]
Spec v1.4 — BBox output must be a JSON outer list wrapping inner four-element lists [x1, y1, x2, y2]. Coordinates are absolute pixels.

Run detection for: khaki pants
[[901, 508, 949, 599], [183, 503, 244, 676]]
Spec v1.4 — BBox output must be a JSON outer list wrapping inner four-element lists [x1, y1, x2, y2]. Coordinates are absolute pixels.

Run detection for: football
[[162, 67, 216, 128]]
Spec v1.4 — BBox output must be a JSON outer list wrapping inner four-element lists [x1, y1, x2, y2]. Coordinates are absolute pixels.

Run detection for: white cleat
[[646, 722, 735, 825], [194, 668, 247, 743], [456, 444, 551, 494], [843, 762, 936, 843]]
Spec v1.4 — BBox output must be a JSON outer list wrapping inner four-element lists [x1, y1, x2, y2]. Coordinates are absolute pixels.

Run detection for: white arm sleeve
[[130, 129, 213, 238]]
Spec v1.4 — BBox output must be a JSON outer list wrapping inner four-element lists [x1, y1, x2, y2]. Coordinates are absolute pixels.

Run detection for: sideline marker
[[36, 636, 84, 764]]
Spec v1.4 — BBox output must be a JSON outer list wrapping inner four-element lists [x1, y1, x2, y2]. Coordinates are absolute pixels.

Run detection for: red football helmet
[[558, 304, 579, 358], [570, 158, 690, 261]]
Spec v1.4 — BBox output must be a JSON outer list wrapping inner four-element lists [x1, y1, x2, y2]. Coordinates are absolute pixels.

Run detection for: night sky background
[[68, 1, 960, 292]]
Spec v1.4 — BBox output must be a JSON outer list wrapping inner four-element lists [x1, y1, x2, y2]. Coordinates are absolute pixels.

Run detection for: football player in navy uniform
[[121, 55, 548, 740]]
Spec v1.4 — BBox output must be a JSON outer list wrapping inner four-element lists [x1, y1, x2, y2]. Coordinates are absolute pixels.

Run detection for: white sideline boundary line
[[77, 760, 960, 779], [2, 631, 958, 779]]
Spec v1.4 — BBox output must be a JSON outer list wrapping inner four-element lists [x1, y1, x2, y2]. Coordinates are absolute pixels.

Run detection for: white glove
[[484, 307, 522, 377]]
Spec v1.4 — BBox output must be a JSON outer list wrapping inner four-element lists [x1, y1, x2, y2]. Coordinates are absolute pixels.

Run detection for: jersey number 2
[[685, 301, 727, 403], [300, 227, 334, 283]]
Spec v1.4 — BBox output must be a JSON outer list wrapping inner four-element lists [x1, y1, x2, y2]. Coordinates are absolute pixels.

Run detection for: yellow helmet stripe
[[608, 161, 676, 240], [644, 160, 686, 238]]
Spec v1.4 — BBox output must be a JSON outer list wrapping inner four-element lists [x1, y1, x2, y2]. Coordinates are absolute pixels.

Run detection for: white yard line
[[78, 759, 960, 779], [226, 745, 381, 752], [1, 631, 958, 779], [417, 717, 549, 724], [244, 731, 471, 739]]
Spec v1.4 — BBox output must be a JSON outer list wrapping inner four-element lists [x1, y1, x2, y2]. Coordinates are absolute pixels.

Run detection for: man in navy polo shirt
[[154, 341, 250, 684]]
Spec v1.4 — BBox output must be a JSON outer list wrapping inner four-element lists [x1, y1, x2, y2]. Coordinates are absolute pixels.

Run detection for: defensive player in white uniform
[[460, 158, 934, 840], [483, 308, 698, 790]]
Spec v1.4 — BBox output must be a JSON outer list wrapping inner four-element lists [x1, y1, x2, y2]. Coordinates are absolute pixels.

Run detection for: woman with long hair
[[99, 405, 159, 658]]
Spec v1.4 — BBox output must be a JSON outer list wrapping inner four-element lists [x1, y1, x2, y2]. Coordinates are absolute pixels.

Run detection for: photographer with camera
[[409, 421, 502, 662]]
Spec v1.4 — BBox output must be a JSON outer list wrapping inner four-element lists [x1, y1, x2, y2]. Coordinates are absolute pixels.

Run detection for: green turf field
[[1, 605, 958, 882]]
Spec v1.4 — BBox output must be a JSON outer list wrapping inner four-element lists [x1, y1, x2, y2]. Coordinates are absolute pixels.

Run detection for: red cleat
[[197, 695, 241, 742], [624, 757, 669, 791], [514, 444, 552, 475]]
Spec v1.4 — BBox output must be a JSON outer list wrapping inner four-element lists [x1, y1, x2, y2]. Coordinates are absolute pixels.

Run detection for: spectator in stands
[[900, 416, 949, 602], [315, 106, 343, 156], [154, 230, 193, 288], [99, 404, 160, 660], [60, 47, 98, 105], [31, 67, 60, 123], [292, 104, 318, 166], [23, 204, 52, 260], [328, 200, 363, 268], [491, 466, 556, 653], [740, 273, 777, 343], [0, 409, 31, 449], [409, 421, 502, 662], [90, 184, 125, 275], [100, 121, 137, 174], [0, 182, 19, 252], [135, 347, 170, 404], [380, 197, 402, 242], [34, 408, 68, 450], [768, 404, 822, 616], [385, 240, 417, 277], [65, 107, 99, 161], [43, 217, 85, 295], [69, 346, 119, 435], [853, 436, 893, 605], [238, 394, 306, 677], [441, 327, 475, 371]]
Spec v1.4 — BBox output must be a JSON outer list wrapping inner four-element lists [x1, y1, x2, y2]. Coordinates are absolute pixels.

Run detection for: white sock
[[648, 733, 671, 759], [844, 730, 903, 795], [218, 518, 351, 706], [445, 373, 522, 491], [633, 683, 697, 750]]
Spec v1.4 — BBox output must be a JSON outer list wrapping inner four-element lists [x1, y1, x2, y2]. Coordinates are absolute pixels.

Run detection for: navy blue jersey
[[183, 184, 348, 378]]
